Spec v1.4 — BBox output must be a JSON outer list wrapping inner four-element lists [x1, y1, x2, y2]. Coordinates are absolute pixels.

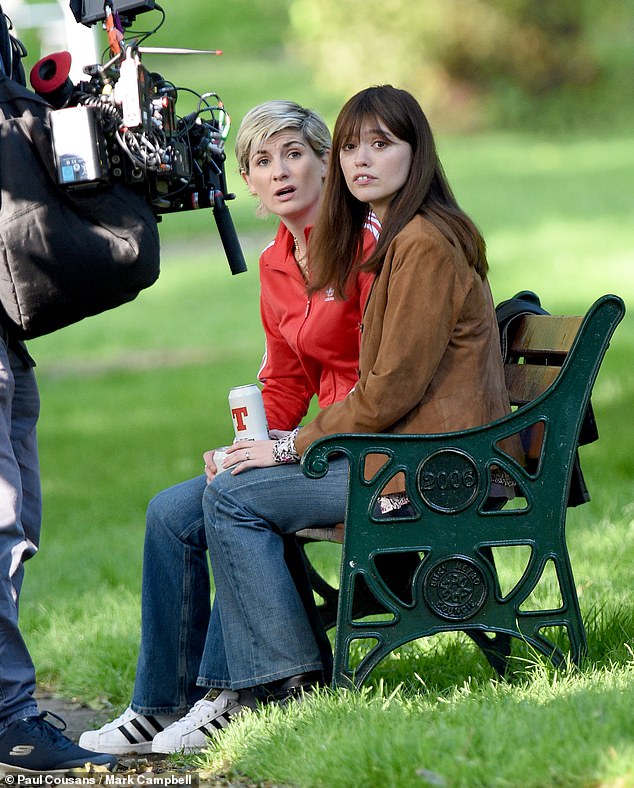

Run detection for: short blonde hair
[[235, 100, 331, 175]]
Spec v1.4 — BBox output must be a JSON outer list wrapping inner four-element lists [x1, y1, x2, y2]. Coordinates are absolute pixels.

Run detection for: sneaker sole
[[152, 742, 207, 754], [78, 734, 154, 756], [0, 759, 116, 776], [152, 732, 215, 755]]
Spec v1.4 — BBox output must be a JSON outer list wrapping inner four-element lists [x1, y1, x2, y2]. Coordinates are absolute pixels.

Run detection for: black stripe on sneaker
[[144, 716, 166, 734], [130, 717, 158, 740], [118, 719, 154, 745], [203, 715, 229, 733]]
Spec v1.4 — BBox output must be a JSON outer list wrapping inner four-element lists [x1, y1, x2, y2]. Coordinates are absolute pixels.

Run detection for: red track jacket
[[258, 217, 380, 431]]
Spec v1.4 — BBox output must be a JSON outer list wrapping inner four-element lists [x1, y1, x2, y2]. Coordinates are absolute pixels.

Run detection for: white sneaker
[[151, 690, 247, 754], [78, 707, 180, 755]]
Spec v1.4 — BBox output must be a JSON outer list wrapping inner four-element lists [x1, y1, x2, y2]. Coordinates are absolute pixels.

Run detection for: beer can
[[212, 446, 231, 476], [228, 384, 269, 441]]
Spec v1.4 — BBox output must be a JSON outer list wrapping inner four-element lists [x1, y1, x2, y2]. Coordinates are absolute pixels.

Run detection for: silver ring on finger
[[245, 450, 251, 460]]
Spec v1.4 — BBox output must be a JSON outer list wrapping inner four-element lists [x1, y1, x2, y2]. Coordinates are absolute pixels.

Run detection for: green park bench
[[295, 293, 625, 689]]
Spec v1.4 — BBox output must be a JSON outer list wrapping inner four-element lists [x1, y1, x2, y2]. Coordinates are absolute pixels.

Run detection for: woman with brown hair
[[194, 84, 512, 729], [81, 84, 514, 758]]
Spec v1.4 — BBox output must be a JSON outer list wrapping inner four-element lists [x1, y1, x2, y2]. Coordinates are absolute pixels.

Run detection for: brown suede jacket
[[295, 215, 511, 465]]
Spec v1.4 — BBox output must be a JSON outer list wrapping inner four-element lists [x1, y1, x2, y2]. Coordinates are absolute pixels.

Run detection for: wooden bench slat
[[508, 314, 583, 357], [505, 363, 561, 405]]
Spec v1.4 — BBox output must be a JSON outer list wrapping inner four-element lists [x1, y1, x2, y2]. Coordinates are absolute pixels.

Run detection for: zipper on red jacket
[[295, 294, 312, 359]]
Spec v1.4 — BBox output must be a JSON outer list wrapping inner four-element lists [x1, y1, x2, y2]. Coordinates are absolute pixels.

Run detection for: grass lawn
[[20, 128, 634, 786]]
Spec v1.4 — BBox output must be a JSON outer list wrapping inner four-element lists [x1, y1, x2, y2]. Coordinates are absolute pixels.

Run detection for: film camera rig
[[30, 0, 247, 274]]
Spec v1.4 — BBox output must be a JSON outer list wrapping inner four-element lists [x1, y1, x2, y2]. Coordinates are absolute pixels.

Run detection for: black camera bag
[[0, 75, 160, 338]]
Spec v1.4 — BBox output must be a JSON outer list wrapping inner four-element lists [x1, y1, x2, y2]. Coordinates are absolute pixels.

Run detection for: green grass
[[20, 128, 634, 786], [198, 666, 634, 788], [11, 5, 634, 784]]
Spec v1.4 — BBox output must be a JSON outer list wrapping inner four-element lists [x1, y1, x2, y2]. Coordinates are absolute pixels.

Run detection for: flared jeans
[[132, 459, 348, 714]]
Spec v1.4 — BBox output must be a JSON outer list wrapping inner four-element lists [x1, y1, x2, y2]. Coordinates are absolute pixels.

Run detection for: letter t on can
[[231, 406, 249, 432]]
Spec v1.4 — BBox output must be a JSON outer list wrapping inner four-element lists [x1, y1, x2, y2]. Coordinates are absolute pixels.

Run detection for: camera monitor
[[69, 0, 156, 26]]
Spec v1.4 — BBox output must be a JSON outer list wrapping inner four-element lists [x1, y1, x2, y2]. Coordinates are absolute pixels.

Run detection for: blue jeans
[[0, 341, 41, 729], [132, 475, 211, 715], [131, 459, 348, 712], [203, 459, 349, 690]]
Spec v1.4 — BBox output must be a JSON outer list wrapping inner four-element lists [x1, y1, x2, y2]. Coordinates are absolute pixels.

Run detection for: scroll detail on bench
[[297, 294, 625, 688]]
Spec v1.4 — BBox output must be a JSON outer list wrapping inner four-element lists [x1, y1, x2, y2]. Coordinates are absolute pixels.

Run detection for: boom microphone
[[212, 191, 248, 275]]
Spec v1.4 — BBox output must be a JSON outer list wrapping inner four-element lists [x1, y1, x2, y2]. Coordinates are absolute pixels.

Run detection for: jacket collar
[[261, 222, 312, 274]]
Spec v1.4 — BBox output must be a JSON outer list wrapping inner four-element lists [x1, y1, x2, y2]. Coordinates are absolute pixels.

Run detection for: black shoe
[[0, 712, 118, 775], [252, 671, 323, 706]]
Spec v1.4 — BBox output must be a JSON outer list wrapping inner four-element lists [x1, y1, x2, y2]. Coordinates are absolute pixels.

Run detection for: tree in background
[[10, 0, 631, 133], [288, 0, 631, 131]]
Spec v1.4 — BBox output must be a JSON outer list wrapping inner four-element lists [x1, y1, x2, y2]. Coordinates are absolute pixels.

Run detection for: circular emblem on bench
[[417, 449, 479, 513], [423, 556, 487, 621]]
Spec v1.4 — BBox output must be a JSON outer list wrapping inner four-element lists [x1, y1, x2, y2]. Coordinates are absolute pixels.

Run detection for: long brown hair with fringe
[[309, 85, 487, 298]]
